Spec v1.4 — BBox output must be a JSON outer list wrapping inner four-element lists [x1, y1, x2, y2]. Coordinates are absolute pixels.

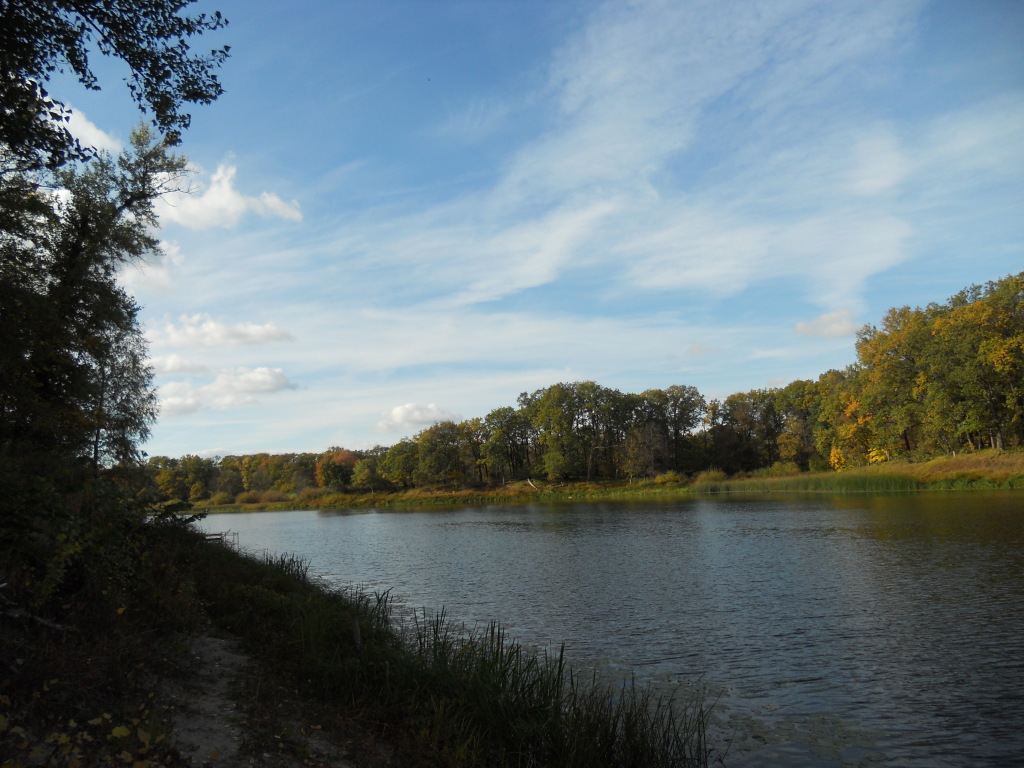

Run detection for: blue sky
[[56, 0, 1024, 458]]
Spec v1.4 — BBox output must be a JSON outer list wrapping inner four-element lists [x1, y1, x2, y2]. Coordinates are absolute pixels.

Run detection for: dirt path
[[156, 630, 365, 767]]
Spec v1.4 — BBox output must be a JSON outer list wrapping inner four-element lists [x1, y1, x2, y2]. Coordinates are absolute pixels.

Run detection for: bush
[[757, 461, 801, 478], [299, 486, 327, 501], [235, 490, 261, 504], [209, 491, 234, 505], [653, 470, 685, 484], [260, 489, 286, 503], [692, 468, 727, 484]]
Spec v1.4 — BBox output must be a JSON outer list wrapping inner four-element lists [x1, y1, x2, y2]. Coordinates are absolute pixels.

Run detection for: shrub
[[653, 470, 684, 484], [235, 490, 261, 504], [260, 489, 286, 503], [299, 486, 327, 501], [692, 468, 727, 484], [209, 491, 234, 505], [758, 461, 801, 478]]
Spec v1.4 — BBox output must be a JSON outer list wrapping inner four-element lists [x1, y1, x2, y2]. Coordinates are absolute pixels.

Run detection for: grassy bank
[[2, 518, 712, 768], [194, 450, 1024, 513], [690, 450, 1024, 494]]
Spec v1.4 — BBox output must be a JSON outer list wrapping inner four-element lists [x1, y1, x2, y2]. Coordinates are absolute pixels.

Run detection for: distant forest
[[149, 272, 1023, 503]]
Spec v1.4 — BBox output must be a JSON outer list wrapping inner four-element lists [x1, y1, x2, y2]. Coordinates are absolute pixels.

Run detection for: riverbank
[[194, 450, 1024, 513], [1, 520, 712, 768]]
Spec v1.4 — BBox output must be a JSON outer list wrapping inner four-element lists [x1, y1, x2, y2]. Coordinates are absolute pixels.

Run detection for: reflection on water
[[201, 492, 1024, 767]]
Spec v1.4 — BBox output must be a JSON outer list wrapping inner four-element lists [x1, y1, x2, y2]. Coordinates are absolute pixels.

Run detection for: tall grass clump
[[181, 527, 713, 767], [689, 469, 728, 493], [402, 612, 710, 767]]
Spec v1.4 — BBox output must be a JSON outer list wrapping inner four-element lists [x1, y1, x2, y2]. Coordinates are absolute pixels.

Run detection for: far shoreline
[[187, 450, 1023, 515]]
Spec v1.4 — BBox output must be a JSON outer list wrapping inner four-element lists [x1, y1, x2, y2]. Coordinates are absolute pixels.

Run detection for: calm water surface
[[200, 492, 1024, 767]]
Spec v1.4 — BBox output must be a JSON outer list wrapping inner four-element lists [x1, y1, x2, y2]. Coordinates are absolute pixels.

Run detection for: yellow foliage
[[829, 446, 847, 471], [111, 724, 131, 738]]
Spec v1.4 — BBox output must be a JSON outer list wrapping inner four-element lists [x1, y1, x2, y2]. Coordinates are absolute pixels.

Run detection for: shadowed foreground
[[1, 518, 712, 767]]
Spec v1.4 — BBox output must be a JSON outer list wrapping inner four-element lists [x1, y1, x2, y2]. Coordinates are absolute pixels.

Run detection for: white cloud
[[154, 313, 293, 347], [120, 241, 184, 293], [376, 403, 462, 433], [158, 164, 302, 229], [149, 354, 209, 375], [66, 107, 121, 153], [795, 309, 859, 338], [157, 381, 204, 417], [157, 366, 297, 417], [209, 367, 297, 395]]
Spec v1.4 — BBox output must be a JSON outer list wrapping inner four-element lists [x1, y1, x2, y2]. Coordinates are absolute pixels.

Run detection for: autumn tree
[[315, 448, 358, 489], [856, 306, 933, 457], [925, 275, 1024, 450]]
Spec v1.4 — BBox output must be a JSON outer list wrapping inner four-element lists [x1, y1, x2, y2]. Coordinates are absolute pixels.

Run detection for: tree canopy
[[1, 1, 227, 546], [0, 0, 228, 170]]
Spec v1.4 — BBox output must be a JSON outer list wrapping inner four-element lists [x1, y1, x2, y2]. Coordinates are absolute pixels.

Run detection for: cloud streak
[[300, 0, 940, 317]]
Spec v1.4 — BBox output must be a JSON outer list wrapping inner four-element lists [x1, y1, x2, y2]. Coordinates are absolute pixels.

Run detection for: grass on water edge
[[195, 449, 1024, 513], [689, 450, 1024, 494], [182, 524, 715, 767]]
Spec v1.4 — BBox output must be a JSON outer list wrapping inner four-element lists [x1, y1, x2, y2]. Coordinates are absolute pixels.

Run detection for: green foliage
[[1, 129, 195, 589]]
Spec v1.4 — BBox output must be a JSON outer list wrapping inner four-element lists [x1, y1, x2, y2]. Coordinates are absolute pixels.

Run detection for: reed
[[691, 472, 922, 494]]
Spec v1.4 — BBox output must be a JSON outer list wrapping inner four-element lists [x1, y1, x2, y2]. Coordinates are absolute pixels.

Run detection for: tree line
[[150, 271, 1023, 501]]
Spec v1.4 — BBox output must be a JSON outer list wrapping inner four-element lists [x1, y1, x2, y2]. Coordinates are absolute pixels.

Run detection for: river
[[199, 492, 1024, 767]]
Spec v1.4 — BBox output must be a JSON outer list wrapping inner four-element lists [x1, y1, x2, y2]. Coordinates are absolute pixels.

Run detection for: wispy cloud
[[298, 0, 935, 315], [438, 98, 513, 143]]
